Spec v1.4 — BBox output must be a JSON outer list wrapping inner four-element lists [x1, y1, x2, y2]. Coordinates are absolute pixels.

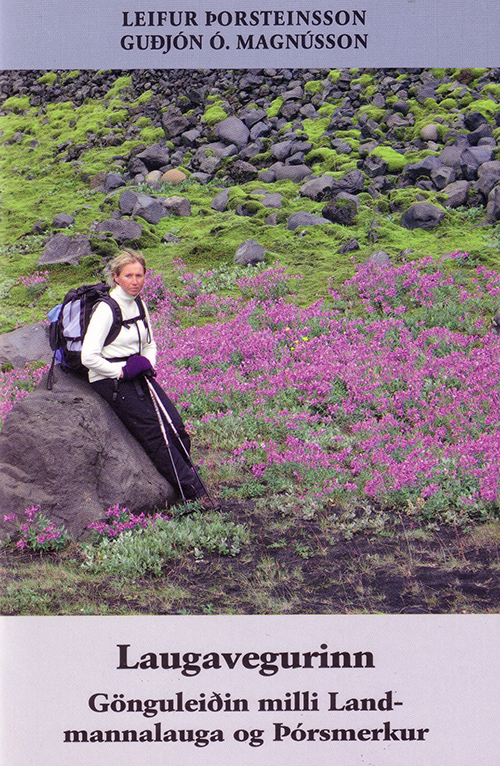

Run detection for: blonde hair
[[107, 250, 147, 286]]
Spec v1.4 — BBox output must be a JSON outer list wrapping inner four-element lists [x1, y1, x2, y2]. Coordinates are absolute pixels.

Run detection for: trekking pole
[[146, 376, 189, 511], [145, 376, 218, 510]]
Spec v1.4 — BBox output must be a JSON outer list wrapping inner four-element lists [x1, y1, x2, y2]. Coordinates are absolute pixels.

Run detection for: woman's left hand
[[121, 355, 153, 380]]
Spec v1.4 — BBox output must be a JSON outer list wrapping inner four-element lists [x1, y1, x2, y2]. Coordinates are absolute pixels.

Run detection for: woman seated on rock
[[82, 249, 211, 508]]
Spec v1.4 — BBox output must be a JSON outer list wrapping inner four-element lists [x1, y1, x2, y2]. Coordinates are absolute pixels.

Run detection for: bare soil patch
[[2, 498, 499, 615]]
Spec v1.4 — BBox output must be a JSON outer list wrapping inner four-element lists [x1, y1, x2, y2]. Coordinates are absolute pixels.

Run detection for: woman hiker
[[81, 250, 214, 510]]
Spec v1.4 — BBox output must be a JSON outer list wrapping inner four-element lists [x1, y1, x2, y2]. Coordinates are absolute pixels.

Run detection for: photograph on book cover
[[1, 0, 500, 763]]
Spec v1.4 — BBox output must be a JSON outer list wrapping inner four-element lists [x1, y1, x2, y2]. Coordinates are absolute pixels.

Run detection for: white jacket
[[81, 285, 157, 382]]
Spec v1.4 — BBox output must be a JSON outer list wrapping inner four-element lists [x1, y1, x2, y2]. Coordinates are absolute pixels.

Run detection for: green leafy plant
[[3, 506, 70, 552], [80, 504, 250, 579]]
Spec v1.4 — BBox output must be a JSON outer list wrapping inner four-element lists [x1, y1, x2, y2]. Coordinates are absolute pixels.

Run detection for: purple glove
[[122, 355, 153, 380]]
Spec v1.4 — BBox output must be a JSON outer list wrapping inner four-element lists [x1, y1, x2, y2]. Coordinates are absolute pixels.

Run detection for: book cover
[[1, 1, 499, 764]]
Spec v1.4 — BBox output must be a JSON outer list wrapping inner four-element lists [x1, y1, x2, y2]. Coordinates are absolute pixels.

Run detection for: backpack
[[46, 282, 148, 390]]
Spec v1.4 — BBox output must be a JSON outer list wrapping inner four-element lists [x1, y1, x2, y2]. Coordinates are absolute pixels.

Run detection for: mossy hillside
[[1, 68, 500, 332], [1, 186, 498, 332], [3, 192, 496, 333]]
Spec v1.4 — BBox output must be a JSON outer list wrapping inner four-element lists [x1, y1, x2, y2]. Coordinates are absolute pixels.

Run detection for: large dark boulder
[[270, 163, 313, 182], [439, 144, 465, 173], [162, 112, 191, 140], [300, 174, 337, 201], [136, 144, 171, 170], [270, 140, 296, 161], [226, 160, 259, 184], [0, 371, 176, 541], [286, 212, 330, 231], [0, 322, 52, 367], [119, 191, 168, 225], [94, 218, 143, 243], [400, 202, 445, 230], [214, 117, 250, 148], [103, 173, 126, 193], [322, 196, 358, 226], [211, 188, 230, 212], [461, 146, 494, 180], [363, 155, 388, 178], [404, 156, 442, 181], [239, 107, 268, 128], [441, 180, 470, 208], [431, 165, 456, 190], [38, 234, 93, 266], [234, 238, 265, 266], [474, 161, 500, 200], [303, 169, 364, 200], [52, 213, 75, 229], [487, 185, 500, 222]]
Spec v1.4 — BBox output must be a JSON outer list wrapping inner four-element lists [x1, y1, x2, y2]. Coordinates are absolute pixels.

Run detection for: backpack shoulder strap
[[95, 295, 150, 347], [119, 296, 151, 343], [98, 296, 123, 346], [136, 296, 152, 343]]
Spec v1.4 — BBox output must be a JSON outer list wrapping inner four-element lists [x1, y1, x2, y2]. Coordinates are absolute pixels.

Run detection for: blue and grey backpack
[[46, 282, 147, 389]]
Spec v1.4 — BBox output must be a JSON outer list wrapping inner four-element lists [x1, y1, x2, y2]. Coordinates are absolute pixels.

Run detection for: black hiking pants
[[91, 375, 205, 500]]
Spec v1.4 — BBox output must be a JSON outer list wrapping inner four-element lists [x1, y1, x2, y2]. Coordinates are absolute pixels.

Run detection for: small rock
[[52, 213, 75, 229], [234, 238, 265, 266], [421, 124, 439, 141], [161, 168, 187, 185], [162, 196, 191, 217], [286, 212, 329, 231]]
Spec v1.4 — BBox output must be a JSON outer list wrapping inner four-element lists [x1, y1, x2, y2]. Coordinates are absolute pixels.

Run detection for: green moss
[[459, 93, 474, 107], [305, 148, 340, 172], [226, 188, 247, 210], [482, 83, 500, 99], [140, 127, 164, 143], [301, 116, 330, 143], [2, 96, 30, 113], [236, 200, 265, 215], [351, 73, 373, 87], [48, 101, 74, 115], [327, 70, 342, 84], [135, 225, 161, 248], [88, 238, 119, 258], [202, 103, 228, 126], [343, 138, 360, 152], [371, 147, 410, 173], [37, 72, 57, 85], [108, 110, 128, 126], [317, 104, 336, 118], [358, 106, 386, 122], [136, 90, 153, 105], [466, 100, 498, 119], [60, 71, 81, 84], [106, 76, 132, 96], [363, 85, 378, 99], [267, 97, 284, 119], [470, 68, 489, 79], [304, 80, 326, 95], [439, 98, 458, 111], [439, 98, 458, 110], [336, 129, 362, 140], [389, 188, 426, 210]]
